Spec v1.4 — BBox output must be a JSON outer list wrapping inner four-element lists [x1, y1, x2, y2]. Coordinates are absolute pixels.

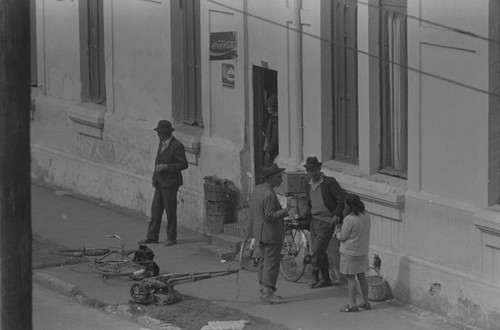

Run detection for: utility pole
[[0, 0, 32, 329]]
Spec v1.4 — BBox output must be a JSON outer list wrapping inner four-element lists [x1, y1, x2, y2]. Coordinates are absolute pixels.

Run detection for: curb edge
[[32, 271, 179, 330]]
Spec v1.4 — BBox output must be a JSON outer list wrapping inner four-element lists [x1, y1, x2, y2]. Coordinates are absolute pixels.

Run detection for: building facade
[[31, 1, 500, 328]]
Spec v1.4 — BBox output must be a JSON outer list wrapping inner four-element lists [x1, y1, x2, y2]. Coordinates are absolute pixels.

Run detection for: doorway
[[252, 66, 277, 184]]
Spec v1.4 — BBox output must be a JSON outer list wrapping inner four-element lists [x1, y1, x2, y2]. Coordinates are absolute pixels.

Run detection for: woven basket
[[366, 272, 387, 301]]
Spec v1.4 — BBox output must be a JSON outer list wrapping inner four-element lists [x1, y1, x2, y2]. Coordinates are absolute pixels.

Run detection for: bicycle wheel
[[238, 237, 260, 272], [280, 227, 309, 282], [93, 261, 145, 277], [56, 248, 110, 257]]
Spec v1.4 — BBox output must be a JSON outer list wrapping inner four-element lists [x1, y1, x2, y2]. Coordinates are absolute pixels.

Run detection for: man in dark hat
[[138, 120, 188, 246], [263, 93, 279, 164], [303, 156, 345, 288], [248, 163, 290, 303]]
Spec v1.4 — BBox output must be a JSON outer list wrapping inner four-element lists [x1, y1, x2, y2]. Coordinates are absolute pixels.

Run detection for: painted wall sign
[[210, 31, 237, 61], [222, 63, 235, 88]]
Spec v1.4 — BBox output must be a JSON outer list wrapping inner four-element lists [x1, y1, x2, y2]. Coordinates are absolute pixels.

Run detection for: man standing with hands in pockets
[[303, 157, 346, 288]]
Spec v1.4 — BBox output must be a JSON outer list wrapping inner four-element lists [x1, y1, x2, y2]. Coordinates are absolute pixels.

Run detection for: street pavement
[[31, 183, 476, 330]]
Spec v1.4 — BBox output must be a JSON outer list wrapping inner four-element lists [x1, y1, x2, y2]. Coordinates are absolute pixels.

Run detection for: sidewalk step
[[206, 233, 242, 253], [223, 223, 247, 239], [199, 244, 236, 261]]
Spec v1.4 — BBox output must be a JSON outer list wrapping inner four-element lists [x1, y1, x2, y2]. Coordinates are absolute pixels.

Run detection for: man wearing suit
[[248, 163, 290, 303], [138, 120, 188, 246]]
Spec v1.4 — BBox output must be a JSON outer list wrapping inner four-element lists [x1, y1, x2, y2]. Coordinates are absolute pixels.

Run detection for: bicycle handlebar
[[104, 234, 125, 250]]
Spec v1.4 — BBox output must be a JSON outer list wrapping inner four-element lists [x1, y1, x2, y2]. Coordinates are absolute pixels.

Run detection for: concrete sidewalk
[[32, 184, 474, 330]]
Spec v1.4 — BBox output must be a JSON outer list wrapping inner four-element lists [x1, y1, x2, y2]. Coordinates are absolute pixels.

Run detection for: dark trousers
[[310, 218, 335, 280], [147, 186, 178, 242], [258, 242, 282, 290]]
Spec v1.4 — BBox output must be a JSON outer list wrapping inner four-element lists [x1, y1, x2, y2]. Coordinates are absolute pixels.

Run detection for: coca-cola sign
[[210, 31, 237, 61]]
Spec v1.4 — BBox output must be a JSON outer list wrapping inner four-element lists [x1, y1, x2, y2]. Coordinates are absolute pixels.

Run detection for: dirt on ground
[[33, 233, 290, 330]]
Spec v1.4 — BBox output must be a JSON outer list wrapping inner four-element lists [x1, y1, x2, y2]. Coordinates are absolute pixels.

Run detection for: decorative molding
[[67, 103, 106, 139], [174, 125, 203, 165], [475, 207, 500, 250]]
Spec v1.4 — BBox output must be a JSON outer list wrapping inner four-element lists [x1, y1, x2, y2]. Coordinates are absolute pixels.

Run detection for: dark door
[[253, 66, 277, 184]]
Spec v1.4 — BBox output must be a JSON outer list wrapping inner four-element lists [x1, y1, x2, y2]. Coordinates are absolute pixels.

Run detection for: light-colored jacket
[[337, 212, 371, 256], [247, 182, 288, 244]]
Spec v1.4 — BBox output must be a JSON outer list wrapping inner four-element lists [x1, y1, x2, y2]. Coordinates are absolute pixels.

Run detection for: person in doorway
[[248, 163, 290, 303], [138, 120, 188, 246], [303, 156, 346, 288], [263, 93, 279, 164], [336, 193, 371, 312]]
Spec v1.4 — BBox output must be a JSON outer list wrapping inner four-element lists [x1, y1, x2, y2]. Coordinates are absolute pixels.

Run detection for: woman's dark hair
[[345, 193, 365, 215]]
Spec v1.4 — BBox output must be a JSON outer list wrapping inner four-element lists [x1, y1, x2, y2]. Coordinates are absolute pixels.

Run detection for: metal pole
[[0, 0, 32, 329]]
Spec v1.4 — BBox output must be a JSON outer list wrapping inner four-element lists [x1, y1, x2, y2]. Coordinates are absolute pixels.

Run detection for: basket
[[366, 271, 387, 301]]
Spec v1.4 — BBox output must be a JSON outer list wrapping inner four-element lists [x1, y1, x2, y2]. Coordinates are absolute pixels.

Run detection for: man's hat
[[262, 163, 286, 179], [304, 157, 322, 171], [154, 120, 174, 133]]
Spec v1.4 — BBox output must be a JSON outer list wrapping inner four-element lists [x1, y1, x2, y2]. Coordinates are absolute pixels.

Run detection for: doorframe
[[252, 65, 277, 184]]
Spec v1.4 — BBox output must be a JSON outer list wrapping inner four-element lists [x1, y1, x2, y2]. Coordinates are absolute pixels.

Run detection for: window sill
[[67, 103, 106, 139], [322, 160, 406, 221], [173, 124, 203, 165], [474, 206, 500, 249]]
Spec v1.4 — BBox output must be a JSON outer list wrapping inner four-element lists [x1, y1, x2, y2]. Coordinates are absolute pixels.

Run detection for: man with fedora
[[138, 120, 188, 246], [248, 163, 290, 303], [303, 156, 345, 288]]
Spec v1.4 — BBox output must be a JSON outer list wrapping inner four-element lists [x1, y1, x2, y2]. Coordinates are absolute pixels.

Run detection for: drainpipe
[[293, 0, 304, 165]]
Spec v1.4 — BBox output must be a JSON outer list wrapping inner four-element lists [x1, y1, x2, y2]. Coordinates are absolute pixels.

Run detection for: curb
[[33, 271, 181, 330]]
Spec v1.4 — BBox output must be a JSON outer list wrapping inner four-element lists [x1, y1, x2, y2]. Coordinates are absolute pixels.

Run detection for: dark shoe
[[340, 305, 359, 312], [260, 293, 286, 304], [137, 238, 158, 244], [308, 270, 320, 288], [164, 240, 177, 246], [358, 302, 371, 310], [311, 279, 332, 288], [308, 278, 319, 288]]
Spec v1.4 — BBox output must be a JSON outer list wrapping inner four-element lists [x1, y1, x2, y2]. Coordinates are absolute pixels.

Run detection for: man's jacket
[[152, 137, 188, 189], [248, 182, 288, 244], [306, 176, 346, 222]]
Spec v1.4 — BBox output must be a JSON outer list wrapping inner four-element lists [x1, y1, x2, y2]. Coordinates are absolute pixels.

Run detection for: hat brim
[[304, 163, 322, 170], [154, 127, 175, 133], [262, 167, 286, 179]]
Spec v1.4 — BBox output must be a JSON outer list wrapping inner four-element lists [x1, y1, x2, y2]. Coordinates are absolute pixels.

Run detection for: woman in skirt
[[335, 193, 371, 312]]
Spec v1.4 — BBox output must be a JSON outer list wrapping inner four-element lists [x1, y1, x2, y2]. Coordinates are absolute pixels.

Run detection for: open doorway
[[253, 66, 277, 184]]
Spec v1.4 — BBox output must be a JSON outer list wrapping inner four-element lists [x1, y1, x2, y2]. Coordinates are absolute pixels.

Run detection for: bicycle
[[238, 218, 311, 282], [280, 217, 311, 282], [55, 234, 150, 279]]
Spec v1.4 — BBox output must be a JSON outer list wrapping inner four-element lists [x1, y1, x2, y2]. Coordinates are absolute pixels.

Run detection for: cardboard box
[[276, 171, 308, 194]]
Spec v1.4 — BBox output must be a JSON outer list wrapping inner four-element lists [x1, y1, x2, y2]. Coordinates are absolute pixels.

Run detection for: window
[[80, 0, 106, 105], [181, 0, 202, 126], [380, 0, 407, 177], [332, 0, 358, 164]]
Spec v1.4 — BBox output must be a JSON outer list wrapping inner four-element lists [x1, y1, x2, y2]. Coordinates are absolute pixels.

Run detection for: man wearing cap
[[263, 93, 279, 164], [138, 120, 188, 246], [248, 163, 290, 303], [303, 156, 346, 288]]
